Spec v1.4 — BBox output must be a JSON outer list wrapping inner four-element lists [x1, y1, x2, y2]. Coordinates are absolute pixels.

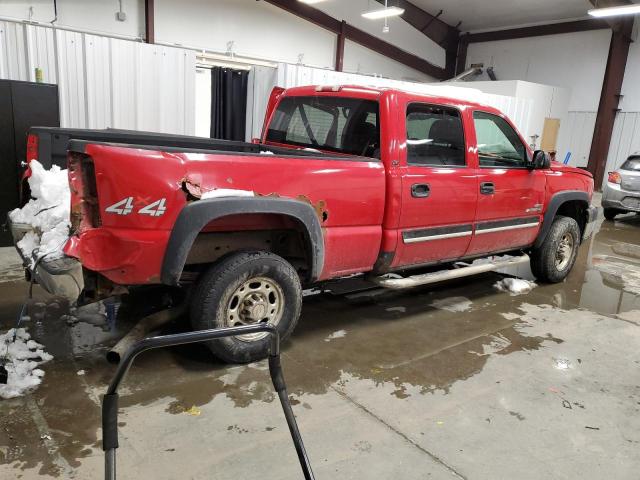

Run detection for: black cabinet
[[0, 80, 60, 246]]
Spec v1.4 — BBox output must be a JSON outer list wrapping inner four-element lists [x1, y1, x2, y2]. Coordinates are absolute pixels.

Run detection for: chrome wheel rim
[[226, 276, 284, 342], [555, 233, 574, 270]]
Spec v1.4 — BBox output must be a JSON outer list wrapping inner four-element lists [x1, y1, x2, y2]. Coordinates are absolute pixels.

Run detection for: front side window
[[266, 96, 380, 158], [473, 111, 527, 168], [406, 104, 465, 167]]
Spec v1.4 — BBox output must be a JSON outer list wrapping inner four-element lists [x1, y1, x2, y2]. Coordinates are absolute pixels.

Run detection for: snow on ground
[[9, 160, 71, 266], [430, 296, 473, 313], [200, 188, 255, 199], [325, 329, 347, 342], [494, 278, 537, 296], [0, 328, 53, 399]]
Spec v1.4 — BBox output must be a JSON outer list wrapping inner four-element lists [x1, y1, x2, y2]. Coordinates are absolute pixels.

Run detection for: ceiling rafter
[[262, 0, 449, 79], [372, 0, 458, 48], [372, 0, 459, 75]]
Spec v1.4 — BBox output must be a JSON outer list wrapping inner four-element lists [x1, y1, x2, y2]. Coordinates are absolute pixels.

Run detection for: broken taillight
[[608, 171, 621, 184], [68, 153, 101, 232]]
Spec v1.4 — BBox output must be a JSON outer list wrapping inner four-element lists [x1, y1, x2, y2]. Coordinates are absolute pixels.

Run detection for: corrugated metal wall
[[605, 112, 640, 181], [0, 20, 195, 135], [555, 111, 597, 168]]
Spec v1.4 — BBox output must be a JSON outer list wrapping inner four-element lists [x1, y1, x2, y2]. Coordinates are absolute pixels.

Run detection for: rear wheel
[[603, 207, 620, 221], [190, 251, 302, 363], [530, 216, 580, 283]]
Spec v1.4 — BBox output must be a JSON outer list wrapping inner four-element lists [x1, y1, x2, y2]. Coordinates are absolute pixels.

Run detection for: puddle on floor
[[1, 213, 640, 476]]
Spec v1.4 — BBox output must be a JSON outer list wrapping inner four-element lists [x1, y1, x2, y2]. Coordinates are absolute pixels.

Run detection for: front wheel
[[530, 216, 580, 283], [190, 251, 302, 363]]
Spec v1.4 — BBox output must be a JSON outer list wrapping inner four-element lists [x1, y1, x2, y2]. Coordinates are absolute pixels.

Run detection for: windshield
[[266, 96, 380, 158], [621, 157, 640, 171]]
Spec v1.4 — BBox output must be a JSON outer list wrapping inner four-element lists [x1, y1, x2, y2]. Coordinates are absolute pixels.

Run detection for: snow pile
[[0, 328, 53, 399], [200, 188, 254, 199], [494, 278, 536, 296], [324, 329, 347, 342], [9, 160, 70, 264]]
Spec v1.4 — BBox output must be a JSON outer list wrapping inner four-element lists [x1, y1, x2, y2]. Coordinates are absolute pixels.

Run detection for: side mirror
[[531, 150, 551, 170]]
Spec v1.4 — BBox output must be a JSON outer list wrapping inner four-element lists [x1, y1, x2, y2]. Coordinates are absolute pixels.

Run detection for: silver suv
[[602, 155, 640, 220]]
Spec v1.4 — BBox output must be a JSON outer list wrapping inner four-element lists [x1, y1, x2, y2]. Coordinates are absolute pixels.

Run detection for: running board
[[371, 254, 530, 290]]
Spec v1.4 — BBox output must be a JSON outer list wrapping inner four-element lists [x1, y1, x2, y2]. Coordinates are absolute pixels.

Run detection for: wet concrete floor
[[1, 207, 640, 479]]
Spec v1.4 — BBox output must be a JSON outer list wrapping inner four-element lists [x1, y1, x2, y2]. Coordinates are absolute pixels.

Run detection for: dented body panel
[[64, 142, 385, 284], [51, 84, 597, 291]]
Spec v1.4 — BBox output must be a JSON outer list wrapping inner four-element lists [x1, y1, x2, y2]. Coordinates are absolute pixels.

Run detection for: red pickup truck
[[25, 85, 598, 362]]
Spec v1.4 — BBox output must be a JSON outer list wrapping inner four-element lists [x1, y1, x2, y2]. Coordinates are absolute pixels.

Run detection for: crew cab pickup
[[20, 85, 598, 362]]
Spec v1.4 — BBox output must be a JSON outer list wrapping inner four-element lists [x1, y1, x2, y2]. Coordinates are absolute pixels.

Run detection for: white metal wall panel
[[246, 66, 278, 140], [0, 21, 28, 80], [605, 112, 640, 184], [135, 42, 196, 134], [136, 43, 162, 132], [84, 34, 112, 129], [56, 29, 87, 128], [555, 111, 597, 168], [0, 19, 196, 135], [159, 46, 184, 133], [182, 49, 196, 135], [25, 25, 57, 83], [110, 38, 138, 130]]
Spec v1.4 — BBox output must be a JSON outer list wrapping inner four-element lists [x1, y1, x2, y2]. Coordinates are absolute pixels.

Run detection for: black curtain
[[210, 66, 249, 141]]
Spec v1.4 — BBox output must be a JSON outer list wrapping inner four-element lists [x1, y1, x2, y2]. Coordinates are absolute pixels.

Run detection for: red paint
[[63, 85, 594, 286]]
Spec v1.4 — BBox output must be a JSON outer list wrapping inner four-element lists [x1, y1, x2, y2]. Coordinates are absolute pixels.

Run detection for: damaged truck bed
[[13, 85, 598, 363]]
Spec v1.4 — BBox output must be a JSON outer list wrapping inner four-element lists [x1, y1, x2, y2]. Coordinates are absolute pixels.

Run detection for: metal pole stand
[[102, 324, 315, 480]]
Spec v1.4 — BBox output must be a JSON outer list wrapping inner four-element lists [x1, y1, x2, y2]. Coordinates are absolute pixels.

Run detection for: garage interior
[[1, 1, 640, 479]]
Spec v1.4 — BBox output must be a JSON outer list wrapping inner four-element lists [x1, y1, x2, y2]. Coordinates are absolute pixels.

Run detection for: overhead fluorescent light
[[588, 4, 640, 18], [362, 6, 405, 19], [297, 0, 329, 4]]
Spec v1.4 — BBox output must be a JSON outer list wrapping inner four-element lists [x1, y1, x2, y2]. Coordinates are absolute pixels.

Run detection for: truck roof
[[282, 84, 497, 113]]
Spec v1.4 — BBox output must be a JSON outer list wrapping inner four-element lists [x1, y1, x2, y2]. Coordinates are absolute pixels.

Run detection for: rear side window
[[266, 96, 380, 158], [406, 104, 465, 167], [473, 111, 527, 168], [621, 157, 640, 171]]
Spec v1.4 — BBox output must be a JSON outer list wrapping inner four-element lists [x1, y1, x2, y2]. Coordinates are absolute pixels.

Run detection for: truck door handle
[[480, 182, 495, 195], [411, 183, 430, 198]]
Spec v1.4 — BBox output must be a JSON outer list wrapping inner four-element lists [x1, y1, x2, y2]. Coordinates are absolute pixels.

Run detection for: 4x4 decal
[[105, 197, 167, 217]]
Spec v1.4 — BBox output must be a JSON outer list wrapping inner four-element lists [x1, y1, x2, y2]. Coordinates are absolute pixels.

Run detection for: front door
[[393, 102, 478, 268], [466, 110, 545, 256]]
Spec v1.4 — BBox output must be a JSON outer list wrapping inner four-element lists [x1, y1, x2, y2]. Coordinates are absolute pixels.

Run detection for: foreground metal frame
[[102, 324, 315, 480]]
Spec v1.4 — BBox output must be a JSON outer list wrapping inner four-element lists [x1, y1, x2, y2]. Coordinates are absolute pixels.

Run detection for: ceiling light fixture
[[297, 0, 329, 4], [588, 4, 640, 17], [362, 5, 405, 19]]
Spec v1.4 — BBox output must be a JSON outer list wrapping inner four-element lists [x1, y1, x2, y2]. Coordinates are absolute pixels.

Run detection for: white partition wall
[[0, 19, 196, 135]]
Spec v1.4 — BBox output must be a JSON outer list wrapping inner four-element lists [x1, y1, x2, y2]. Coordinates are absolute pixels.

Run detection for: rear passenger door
[[393, 103, 478, 268], [466, 110, 545, 256]]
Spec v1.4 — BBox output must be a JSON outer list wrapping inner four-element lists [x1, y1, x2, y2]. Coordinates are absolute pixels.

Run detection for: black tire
[[530, 216, 580, 283], [190, 251, 302, 363], [603, 208, 619, 221]]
